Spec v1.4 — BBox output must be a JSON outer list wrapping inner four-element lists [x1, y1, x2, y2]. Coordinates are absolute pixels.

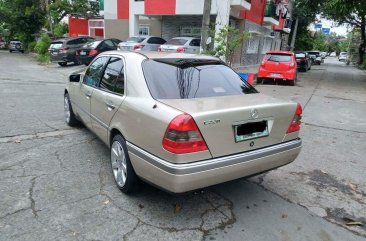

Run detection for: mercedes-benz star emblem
[[251, 109, 259, 119]]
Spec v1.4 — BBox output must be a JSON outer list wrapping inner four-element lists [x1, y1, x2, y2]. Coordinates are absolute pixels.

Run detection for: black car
[[48, 37, 95, 66], [295, 51, 311, 72], [75, 38, 122, 65]]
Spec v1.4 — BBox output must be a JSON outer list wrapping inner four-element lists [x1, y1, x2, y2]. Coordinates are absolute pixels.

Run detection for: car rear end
[[75, 41, 101, 65], [120, 56, 302, 193], [158, 38, 193, 53], [118, 37, 146, 51], [9, 41, 24, 53], [258, 51, 297, 84], [295, 53, 308, 71], [48, 40, 68, 63]]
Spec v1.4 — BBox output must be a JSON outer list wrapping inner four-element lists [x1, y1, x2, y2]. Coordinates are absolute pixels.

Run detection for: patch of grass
[[37, 54, 50, 63]]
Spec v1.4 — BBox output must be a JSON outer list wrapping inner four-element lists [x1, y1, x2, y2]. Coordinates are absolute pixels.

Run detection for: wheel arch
[[109, 128, 127, 147]]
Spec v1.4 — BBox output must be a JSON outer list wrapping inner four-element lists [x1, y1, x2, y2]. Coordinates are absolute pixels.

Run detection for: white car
[[159, 37, 201, 54], [117, 36, 166, 51], [338, 52, 348, 62], [330, 52, 336, 57]]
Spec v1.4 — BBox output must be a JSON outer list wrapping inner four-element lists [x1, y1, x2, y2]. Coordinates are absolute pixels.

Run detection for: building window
[[261, 36, 273, 54], [180, 26, 201, 37], [139, 25, 150, 36], [246, 36, 260, 54]]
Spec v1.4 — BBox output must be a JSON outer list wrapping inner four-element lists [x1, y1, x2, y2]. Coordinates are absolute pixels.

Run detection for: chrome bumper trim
[[127, 139, 302, 175]]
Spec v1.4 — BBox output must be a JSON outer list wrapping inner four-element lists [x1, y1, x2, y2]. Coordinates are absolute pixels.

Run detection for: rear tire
[[58, 62, 67, 67], [9, 50, 12, 53], [64, 93, 79, 127], [256, 77, 263, 84], [110, 134, 138, 194]]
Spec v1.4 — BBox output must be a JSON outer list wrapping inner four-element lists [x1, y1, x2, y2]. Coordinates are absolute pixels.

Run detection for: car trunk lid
[[158, 94, 297, 158]]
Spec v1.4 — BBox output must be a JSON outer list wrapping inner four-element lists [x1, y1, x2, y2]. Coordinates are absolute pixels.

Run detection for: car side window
[[104, 40, 114, 48], [100, 57, 125, 95], [189, 39, 200, 46], [83, 56, 109, 87], [147, 37, 166, 44]]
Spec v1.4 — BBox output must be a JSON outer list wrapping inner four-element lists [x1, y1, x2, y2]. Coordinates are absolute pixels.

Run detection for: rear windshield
[[126, 37, 145, 43], [142, 59, 258, 99], [265, 54, 292, 62], [50, 42, 63, 49], [165, 39, 188, 45], [295, 53, 305, 58], [84, 41, 101, 48], [308, 52, 320, 56]]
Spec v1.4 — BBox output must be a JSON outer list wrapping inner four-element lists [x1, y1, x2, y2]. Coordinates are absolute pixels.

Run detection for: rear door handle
[[105, 101, 116, 110], [85, 92, 92, 99]]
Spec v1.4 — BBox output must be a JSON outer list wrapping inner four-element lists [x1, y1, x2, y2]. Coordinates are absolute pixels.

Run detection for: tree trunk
[[359, 16, 365, 65]]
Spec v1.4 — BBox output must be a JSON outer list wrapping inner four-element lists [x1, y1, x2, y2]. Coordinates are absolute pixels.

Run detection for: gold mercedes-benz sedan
[[64, 51, 302, 194]]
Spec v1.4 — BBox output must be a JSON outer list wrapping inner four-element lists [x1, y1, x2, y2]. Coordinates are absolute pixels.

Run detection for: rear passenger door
[[90, 56, 126, 144]]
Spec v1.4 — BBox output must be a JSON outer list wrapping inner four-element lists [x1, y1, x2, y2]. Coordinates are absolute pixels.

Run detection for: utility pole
[[290, 17, 299, 51], [200, 0, 212, 53]]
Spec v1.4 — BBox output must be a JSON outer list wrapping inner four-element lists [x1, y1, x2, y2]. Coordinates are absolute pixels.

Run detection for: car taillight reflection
[[176, 47, 186, 53], [89, 50, 98, 55]]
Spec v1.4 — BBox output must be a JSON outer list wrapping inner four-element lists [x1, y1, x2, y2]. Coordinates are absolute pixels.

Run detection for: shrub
[[37, 54, 50, 63], [28, 41, 37, 52], [35, 33, 51, 55]]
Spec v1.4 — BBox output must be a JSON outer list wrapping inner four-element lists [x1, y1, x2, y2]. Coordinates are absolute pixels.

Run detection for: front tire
[[58, 62, 67, 67], [64, 93, 79, 126], [111, 135, 138, 194]]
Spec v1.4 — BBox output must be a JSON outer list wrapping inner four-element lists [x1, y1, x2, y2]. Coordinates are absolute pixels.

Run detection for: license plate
[[80, 51, 86, 55], [270, 73, 281, 77], [234, 121, 269, 142]]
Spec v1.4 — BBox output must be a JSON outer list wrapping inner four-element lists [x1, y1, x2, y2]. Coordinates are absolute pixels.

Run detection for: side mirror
[[69, 74, 81, 82]]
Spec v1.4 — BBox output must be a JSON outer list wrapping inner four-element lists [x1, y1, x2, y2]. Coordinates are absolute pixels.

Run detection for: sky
[[309, 17, 350, 36]]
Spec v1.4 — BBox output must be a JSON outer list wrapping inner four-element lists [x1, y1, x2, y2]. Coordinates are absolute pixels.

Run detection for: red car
[[257, 51, 297, 86]]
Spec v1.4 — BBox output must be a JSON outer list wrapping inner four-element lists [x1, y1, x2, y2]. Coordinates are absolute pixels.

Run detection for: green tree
[[211, 25, 250, 66], [0, 0, 46, 46], [320, 0, 366, 64]]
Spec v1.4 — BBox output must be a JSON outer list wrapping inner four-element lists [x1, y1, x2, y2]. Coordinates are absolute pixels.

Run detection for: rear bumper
[[127, 139, 302, 193], [258, 68, 296, 80]]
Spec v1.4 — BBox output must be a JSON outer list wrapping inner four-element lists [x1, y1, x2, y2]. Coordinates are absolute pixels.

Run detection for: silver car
[[159, 37, 201, 54], [117, 36, 166, 51], [64, 51, 302, 194]]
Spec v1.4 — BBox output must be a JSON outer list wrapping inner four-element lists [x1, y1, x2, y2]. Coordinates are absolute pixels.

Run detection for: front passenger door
[[91, 57, 126, 144], [76, 56, 109, 128]]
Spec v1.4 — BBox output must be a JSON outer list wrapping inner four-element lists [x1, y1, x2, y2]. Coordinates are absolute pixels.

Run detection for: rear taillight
[[176, 47, 186, 53], [261, 60, 266, 66], [289, 62, 295, 68], [163, 113, 208, 154], [89, 49, 98, 55], [287, 103, 302, 133], [133, 44, 145, 50], [59, 47, 69, 53]]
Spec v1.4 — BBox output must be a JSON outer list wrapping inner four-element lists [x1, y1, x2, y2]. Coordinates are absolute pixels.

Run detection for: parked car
[[330, 52, 337, 57], [117, 36, 166, 51], [257, 51, 297, 85], [295, 51, 311, 72], [307, 51, 322, 65], [9, 41, 24, 53], [320, 52, 327, 59], [48, 36, 95, 66], [64, 51, 302, 194], [76, 38, 122, 65], [158, 37, 201, 54], [338, 52, 348, 62]]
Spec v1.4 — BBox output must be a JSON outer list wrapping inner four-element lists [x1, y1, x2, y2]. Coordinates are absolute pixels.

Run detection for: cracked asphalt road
[[0, 51, 365, 241]]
